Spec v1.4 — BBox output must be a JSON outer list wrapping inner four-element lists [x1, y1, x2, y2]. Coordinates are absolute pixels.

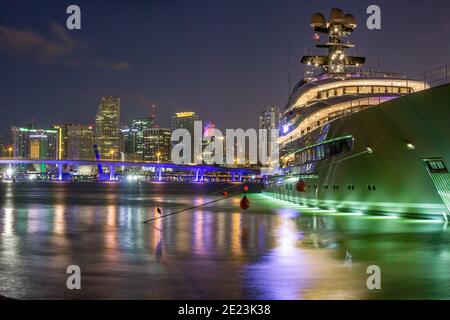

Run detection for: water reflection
[[231, 213, 242, 256], [104, 205, 119, 263], [244, 213, 312, 299], [53, 205, 65, 235], [0, 184, 449, 299], [193, 211, 205, 255], [3, 208, 14, 236]]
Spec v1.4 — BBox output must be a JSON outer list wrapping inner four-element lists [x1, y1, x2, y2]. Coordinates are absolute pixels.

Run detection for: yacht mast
[[302, 8, 365, 77]]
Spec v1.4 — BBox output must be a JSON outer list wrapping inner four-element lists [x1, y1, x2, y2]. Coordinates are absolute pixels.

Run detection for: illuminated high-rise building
[[171, 112, 199, 163], [0, 133, 7, 158], [259, 106, 280, 131], [202, 122, 222, 164], [95, 96, 120, 160], [143, 128, 171, 162], [120, 127, 139, 159], [172, 112, 198, 133], [259, 106, 280, 158], [68, 125, 94, 160], [52, 123, 72, 159], [11, 126, 58, 159], [131, 117, 154, 158]]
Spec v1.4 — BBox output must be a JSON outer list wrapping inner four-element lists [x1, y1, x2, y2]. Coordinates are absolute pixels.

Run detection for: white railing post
[[424, 71, 426, 90], [446, 64, 448, 82]]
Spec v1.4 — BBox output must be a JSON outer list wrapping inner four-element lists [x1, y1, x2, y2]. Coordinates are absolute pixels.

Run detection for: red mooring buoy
[[296, 179, 306, 192], [240, 195, 251, 210], [243, 185, 249, 191], [223, 191, 228, 196]]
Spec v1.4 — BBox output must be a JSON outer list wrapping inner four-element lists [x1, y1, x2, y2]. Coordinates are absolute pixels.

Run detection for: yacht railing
[[306, 64, 450, 88], [408, 64, 450, 89], [306, 68, 406, 83]]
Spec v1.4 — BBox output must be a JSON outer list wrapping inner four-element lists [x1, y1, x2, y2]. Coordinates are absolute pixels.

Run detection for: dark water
[[0, 182, 449, 299]]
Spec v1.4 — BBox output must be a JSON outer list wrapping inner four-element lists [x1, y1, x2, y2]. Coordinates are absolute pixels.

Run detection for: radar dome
[[344, 14, 357, 28], [329, 8, 344, 22], [310, 12, 326, 28]]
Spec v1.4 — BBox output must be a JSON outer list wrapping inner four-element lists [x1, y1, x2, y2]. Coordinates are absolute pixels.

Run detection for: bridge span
[[0, 159, 261, 182]]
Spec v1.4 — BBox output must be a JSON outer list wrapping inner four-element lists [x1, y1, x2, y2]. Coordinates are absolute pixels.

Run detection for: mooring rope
[[142, 191, 242, 224]]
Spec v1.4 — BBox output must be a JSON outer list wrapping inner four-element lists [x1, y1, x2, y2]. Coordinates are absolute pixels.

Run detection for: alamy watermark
[[65, 4, 381, 31], [366, 5, 381, 30], [171, 121, 279, 175], [366, 265, 381, 290], [66, 265, 81, 290], [66, 5, 81, 30]]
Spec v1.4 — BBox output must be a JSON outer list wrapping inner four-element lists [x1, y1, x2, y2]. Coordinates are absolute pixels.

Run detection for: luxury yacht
[[264, 8, 450, 220]]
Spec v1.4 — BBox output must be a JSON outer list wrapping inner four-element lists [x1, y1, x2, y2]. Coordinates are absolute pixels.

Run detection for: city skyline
[[1, 0, 450, 304], [1, 0, 450, 141]]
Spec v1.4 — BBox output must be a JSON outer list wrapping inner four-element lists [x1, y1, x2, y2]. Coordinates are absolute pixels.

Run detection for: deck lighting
[[406, 142, 415, 150]]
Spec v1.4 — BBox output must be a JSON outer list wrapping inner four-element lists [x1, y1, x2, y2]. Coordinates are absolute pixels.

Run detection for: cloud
[[0, 22, 130, 70]]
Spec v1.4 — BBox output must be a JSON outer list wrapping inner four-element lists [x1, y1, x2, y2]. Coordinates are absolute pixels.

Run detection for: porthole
[[372, 184, 376, 191], [368, 184, 372, 191]]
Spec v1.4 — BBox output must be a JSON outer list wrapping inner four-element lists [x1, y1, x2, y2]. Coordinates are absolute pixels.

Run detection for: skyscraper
[[143, 128, 171, 162], [131, 117, 154, 158], [120, 127, 138, 157], [0, 133, 6, 158], [11, 126, 59, 159], [259, 106, 280, 158], [202, 122, 222, 164], [259, 106, 280, 131], [95, 97, 120, 160], [171, 112, 199, 163], [67, 125, 94, 160], [52, 123, 72, 160]]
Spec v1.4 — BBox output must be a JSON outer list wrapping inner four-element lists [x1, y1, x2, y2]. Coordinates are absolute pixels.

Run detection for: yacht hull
[[266, 84, 450, 219]]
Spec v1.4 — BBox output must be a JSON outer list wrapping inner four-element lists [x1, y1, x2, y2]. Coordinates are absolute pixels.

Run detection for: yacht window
[[329, 141, 342, 155], [427, 160, 448, 172], [294, 137, 354, 165], [306, 148, 312, 162], [373, 86, 386, 93], [317, 145, 325, 159], [311, 147, 317, 161], [345, 86, 358, 94], [359, 86, 372, 94], [323, 143, 331, 157], [341, 138, 353, 153]]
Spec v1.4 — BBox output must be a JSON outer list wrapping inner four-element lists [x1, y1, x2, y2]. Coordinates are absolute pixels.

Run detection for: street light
[[6, 167, 13, 179], [156, 151, 161, 163], [110, 150, 115, 160], [8, 147, 13, 158]]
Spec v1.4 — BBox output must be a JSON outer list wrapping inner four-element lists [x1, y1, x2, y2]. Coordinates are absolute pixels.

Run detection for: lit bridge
[[0, 159, 261, 182]]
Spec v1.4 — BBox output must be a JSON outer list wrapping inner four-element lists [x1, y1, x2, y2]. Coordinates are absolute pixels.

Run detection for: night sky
[[1, 0, 449, 143]]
